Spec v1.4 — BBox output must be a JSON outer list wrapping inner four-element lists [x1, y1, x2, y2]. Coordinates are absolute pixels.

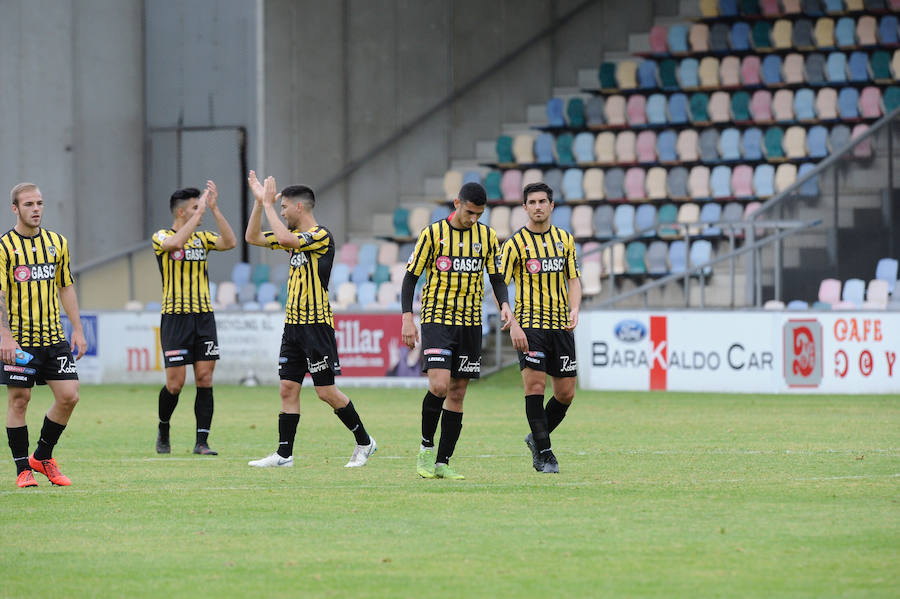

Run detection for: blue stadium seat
[[741, 127, 764, 160], [690, 239, 713, 275], [635, 204, 657, 237], [710, 166, 732, 198], [838, 87, 860, 119], [787, 300, 810, 310], [847, 51, 869, 82], [731, 22, 752, 52], [657, 129, 678, 162], [573, 132, 595, 163], [647, 94, 668, 125], [534, 133, 555, 164], [667, 167, 689, 200], [805, 53, 827, 86], [350, 263, 373, 285], [879, 15, 899, 46], [761, 54, 783, 86], [231, 262, 251, 287], [357, 281, 377, 307], [794, 88, 816, 121], [719, 0, 739, 17], [842, 278, 865, 307], [551, 205, 573, 234], [668, 93, 689, 124], [271, 262, 290, 284], [357, 243, 378, 268], [700, 202, 723, 236], [699, 128, 720, 163], [646, 241, 669, 275], [875, 258, 898, 294], [546, 98, 565, 127], [797, 162, 819, 196], [593, 205, 615, 239], [605, 168, 626, 201], [430, 205, 452, 223], [679, 58, 700, 89], [562, 169, 584, 201], [669, 240, 688, 273], [826, 51, 847, 83], [801, 0, 823, 17], [544, 169, 563, 201], [257, 282, 278, 304], [330, 263, 351, 290], [823, 0, 843, 13], [237, 282, 257, 304], [462, 170, 481, 185], [668, 24, 689, 54], [835, 17, 855, 48], [638, 60, 658, 89], [807, 126, 829, 158], [719, 128, 742, 161], [613, 204, 636, 237], [586, 96, 605, 127], [753, 164, 776, 197]]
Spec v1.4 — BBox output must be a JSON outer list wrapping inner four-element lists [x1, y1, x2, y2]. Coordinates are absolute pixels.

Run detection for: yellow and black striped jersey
[[500, 225, 580, 330], [406, 218, 500, 326], [263, 226, 335, 327], [151, 229, 220, 314], [0, 228, 74, 347]]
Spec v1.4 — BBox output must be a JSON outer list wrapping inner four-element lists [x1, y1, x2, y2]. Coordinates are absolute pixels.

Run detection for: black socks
[[421, 391, 444, 448], [436, 409, 463, 465], [33, 416, 65, 461], [526, 394, 552, 454], [7, 426, 30, 473], [277, 412, 300, 458], [158, 386, 179, 440], [545, 396, 570, 433], [334, 401, 370, 445], [194, 387, 214, 445]]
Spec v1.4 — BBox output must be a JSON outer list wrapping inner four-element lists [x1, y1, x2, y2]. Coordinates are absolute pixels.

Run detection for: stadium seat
[[668, 24, 689, 54], [874, 258, 898, 293], [613, 204, 636, 237], [719, 128, 742, 161], [510, 206, 529, 232], [870, 50, 892, 83], [599, 62, 617, 90], [657, 129, 677, 163], [330, 263, 351, 290], [237, 282, 256, 304], [550, 205, 573, 234], [231, 262, 251, 287], [658, 203, 679, 239], [787, 300, 810, 310], [815, 87, 839, 120], [556, 133, 575, 166], [392, 207, 412, 238], [722, 202, 744, 225], [462, 170, 482, 186], [677, 203, 701, 236], [605, 168, 626, 201], [878, 15, 899, 46], [818, 278, 842, 305], [646, 94, 667, 126], [794, 18, 816, 50], [720, 56, 742, 88], [605, 95, 627, 127], [857, 15, 878, 47], [764, 299, 786, 310], [700, 202, 723, 236], [690, 239, 713, 275], [699, 57, 720, 89], [740, 55, 761, 86], [562, 169, 584, 201], [690, 23, 710, 53], [513, 134, 536, 164], [356, 281, 376, 309], [689, 92, 710, 123], [750, 90, 774, 123], [885, 86, 900, 114], [257, 282, 278, 305], [625, 167, 647, 201], [851, 124, 873, 158], [375, 281, 400, 309], [618, 61, 638, 91], [842, 278, 865, 307], [659, 59, 680, 91], [546, 98, 565, 127], [594, 132, 616, 164], [847, 51, 869, 82], [646, 167, 668, 200], [635, 204, 657, 236], [823, 0, 843, 12], [761, 55, 783, 86], [408, 207, 431, 235], [805, 53, 827, 85], [754, 164, 776, 197], [773, 89, 795, 122], [679, 58, 700, 90], [520, 169, 540, 191], [699, 128, 720, 163], [534, 133, 555, 165], [581, 261, 602, 296], [571, 205, 594, 238], [636, 130, 658, 163], [807, 125, 829, 158], [783, 54, 806, 85], [741, 127, 764, 160], [586, 96, 605, 127], [573, 132, 595, 163], [752, 21, 773, 51], [484, 171, 502, 201], [626, 95, 647, 127], [863, 279, 890, 309], [859, 86, 883, 118], [838, 87, 860, 119], [649, 25, 668, 54], [815, 18, 836, 48], [731, 164, 755, 197], [567, 97, 586, 128], [775, 163, 798, 192], [443, 171, 463, 200], [829, 123, 852, 153], [667, 167, 690, 200], [646, 241, 669, 275], [501, 170, 523, 203], [668, 93, 689, 125], [835, 18, 856, 48], [625, 242, 648, 274], [708, 91, 731, 123], [802, 0, 823, 15], [430, 204, 452, 224], [350, 262, 373, 285], [711, 23, 731, 53], [338, 243, 359, 267], [772, 19, 793, 49], [668, 240, 688, 273], [688, 166, 711, 200], [250, 263, 270, 287], [593, 204, 615, 238], [496, 136, 514, 164], [544, 169, 563, 202], [489, 206, 511, 239], [826, 51, 847, 83], [584, 168, 605, 200], [731, 91, 752, 123], [711, 165, 732, 198], [783, 126, 807, 159], [764, 127, 786, 160], [761, 0, 781, 15], [124, 299, 143, 311], [797, 162, 819, 195], [794, 88, 817, 121], [676, 129, 700, 163], [377, 241, 399, 266]]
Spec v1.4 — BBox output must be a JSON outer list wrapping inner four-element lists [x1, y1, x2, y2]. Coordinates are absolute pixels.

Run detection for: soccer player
[[244, 172, 376, 468], [401, 182, 513, 480], [501, 182, 581, 474], [2, 183, 88, 488], [151, 181, 237, 455]]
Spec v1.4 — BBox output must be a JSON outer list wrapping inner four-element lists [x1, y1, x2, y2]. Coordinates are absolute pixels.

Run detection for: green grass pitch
[[0, 366, 897, 598]]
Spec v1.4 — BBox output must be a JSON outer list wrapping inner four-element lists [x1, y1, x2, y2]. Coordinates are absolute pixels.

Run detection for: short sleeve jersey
[[152, 229, 220, 314], [263, 226, 335, 327], [0, 228, 74, 347], [406, 218, 500, 326], [500, 225, 580, 330]]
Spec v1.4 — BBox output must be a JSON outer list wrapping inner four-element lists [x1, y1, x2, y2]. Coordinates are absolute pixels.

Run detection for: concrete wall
[[263, 0, 673, 243], [0, 0, 143, 265]]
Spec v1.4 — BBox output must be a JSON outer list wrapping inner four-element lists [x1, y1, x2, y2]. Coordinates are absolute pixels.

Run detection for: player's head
[[452, 182, 487, 230], [523, 182, 553, 225], [10, 182, 43, 229], [279, 185, 315, 229], [169, 187, 203, 220]]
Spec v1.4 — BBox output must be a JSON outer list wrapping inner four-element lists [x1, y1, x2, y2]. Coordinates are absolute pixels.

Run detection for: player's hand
[[205, 180, 219, 212], [248, 171, 265, 203], [196, 190, 209, 217], [499, 303, 514, 331], [71, 331, 88, 361], [401, 315, 419, 350], [0, 336, 21, 365], [565, 308, 579, 331], [262, 176, 277, 207], [509, 321, 528, 353]]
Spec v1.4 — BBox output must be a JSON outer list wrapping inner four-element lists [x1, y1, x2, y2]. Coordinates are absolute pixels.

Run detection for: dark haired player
[[501, 182, 581, 473], [245, 172, 376, 468], [2, 182, 88, 487], [151, 181, 237, 455], [401, 182, 513, 480]]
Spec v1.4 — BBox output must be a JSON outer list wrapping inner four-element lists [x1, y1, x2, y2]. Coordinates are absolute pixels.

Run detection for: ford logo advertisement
[[614, 319, 646, 343]]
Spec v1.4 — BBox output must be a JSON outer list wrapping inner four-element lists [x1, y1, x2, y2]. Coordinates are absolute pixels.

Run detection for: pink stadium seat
[[741, 56, 762, 86], [761, 0, 781, 16], [501, 169, 523, 202], [731, 165, 754, 197], [636, 130, 658, 163], [522, 168, 543, 188], [509, 206, 529, 232], [626, 95, 647, 126], [818, 278, 842, 305], [782, 0, 801, 14], [649, 25, 668, 54], [615, 131, 637, 164], [851, 124, 872, 158], [625, 167, 647, 201], [859, 87, 883, 118], [751, 90, 774, 123], [339, 242, 359, 267], [720, 56, 742, 88]]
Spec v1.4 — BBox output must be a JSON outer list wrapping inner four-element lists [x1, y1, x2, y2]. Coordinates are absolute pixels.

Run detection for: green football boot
[[434, 463, 465, 480], [416, 448, 436, 478]]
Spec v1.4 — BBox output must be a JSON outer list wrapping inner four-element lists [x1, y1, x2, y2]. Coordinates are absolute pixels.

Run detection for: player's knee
[[8, 393, 30, 415], [60, 391, 79, 410], [524, 382, 546, 396], [430, 382, 449, 398], [555, 390, 575, 404], [195, 375, 213, 388], [167, 382, 184, 395]]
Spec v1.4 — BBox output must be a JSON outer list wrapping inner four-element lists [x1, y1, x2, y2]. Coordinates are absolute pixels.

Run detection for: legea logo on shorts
[[436, 256, 451, 272]]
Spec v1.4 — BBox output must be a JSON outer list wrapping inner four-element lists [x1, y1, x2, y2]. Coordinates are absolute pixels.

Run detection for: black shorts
[[421, 323, 483, 379], [160, 312, 220, 368], [517, 328, 578, 378], [1, 341, 79, 388], [279, 323, 342, 387]]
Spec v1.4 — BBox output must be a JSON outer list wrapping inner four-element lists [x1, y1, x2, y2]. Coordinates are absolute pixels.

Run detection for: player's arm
[[245, 171, 270, 247], [0, 248, 19, 363], [58, 285, 87, 360], [204, 180, 237, 250], [499, 239, 527, 351], [158, 190, 208, 251], [489, 235, 514, 332], [565, 277, 581, 331], [400, 227, 432, 350]]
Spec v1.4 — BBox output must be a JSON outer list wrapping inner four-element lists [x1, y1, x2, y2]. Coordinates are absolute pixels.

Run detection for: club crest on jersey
[[192, 238, 203, 248], [48, 246, 57, 257], [556, 241, 565, 252], [473, 242, 482, 253], [436, 256, 452, 272]]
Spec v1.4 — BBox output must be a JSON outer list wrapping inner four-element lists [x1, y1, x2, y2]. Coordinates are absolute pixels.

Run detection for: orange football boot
[[16, 470, 38, 488], [28, 455, 71, 486]]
